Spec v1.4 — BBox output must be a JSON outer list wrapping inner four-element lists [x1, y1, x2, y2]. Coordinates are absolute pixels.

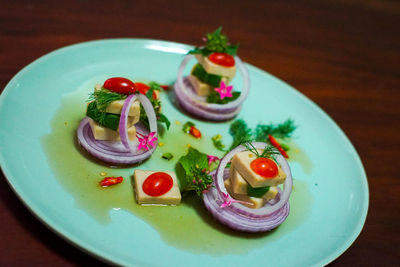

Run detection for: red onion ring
[[173, 54, 250, 120], [202, 142, 292, 232], [174, 78, 241, 121], [77, 94, 158, 165]]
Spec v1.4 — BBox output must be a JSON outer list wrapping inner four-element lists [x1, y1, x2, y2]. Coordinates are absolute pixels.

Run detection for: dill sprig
[[242, 141, 280, 159], [87, 88, 127, 124], [255, 119, 296, 140], [88, 88, 127, 111], [229, 119, 252, 150]]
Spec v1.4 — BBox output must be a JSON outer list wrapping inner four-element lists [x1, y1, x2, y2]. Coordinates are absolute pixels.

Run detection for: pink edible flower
[[207, 155, 219, 166], [214, 81, 233, 100], [220, 192, 253, 208], [137, 131, 158, 151]]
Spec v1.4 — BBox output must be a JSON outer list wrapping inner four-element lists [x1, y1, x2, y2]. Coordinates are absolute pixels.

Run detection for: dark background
[[0, 0, 399, 266]]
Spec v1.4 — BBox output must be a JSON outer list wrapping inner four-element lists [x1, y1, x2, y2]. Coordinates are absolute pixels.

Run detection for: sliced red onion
[[173, 54, 250, 120], [174, 78, 241, 121], [202, 142, 292, 232], [77, 94, 158, 165], [119, 94, 137, 152]]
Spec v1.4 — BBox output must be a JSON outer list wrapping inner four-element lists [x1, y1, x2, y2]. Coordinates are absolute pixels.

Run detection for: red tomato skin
[[142, 172, 173, 197], [250, 158, 278, 178], [208, 52, 235, 67], [103, 77, 136, 95]]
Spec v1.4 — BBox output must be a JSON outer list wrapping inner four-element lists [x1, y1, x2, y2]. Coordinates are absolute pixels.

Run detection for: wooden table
[[0, 0, 398, 266]]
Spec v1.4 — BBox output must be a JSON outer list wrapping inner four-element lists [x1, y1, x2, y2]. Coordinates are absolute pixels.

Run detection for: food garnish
[[211, 134, 226, 151], [174, 27, 249, 121], [161, 153, 173, 161], [176, 148, 214, 196], [203, 141, 292, 232], [100, 176, 123, 187], [182, 121, 202, 138]]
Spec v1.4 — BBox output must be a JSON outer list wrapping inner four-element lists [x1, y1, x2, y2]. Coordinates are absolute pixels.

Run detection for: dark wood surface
[[0, 0, 399, 266]]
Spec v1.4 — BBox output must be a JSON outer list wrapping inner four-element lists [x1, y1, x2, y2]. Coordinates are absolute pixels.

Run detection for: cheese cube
[[187, 75, 213, 96], [134, 170, 181, 205], [229, 166, 279, 200], [195, 54, 236, 78], [231, 151, 286, 187], [224, 179, 267, 209], [88, 118, 136, 141], [94, 84, 141, 118]]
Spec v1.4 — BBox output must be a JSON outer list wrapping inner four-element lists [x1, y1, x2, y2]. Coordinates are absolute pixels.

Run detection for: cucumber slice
[[191, 64, 222, 88], [86, 101, 120, 131], [247, 184, 270, 198]]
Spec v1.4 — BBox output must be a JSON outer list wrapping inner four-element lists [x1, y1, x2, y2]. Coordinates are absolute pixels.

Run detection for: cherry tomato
[[250, 158, 278, 178], [189, 126, 202, 138], [142, 172, 173, 197], [134, 82, 158, 99], [103, 77, 136, 95], [208, 52, 235, 67]]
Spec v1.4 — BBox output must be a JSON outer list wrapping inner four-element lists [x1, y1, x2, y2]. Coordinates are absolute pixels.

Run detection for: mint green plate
[[0, 39, 368, 266]]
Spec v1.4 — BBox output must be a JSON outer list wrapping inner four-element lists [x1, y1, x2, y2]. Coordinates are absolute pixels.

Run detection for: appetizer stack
[[86, 84, 142, 142], [174, 27, 250, 121], [225, 148, 286, 209], [203, 142, 292, 232], [188, 52, 236, 98], [77, 77, 165, 165]]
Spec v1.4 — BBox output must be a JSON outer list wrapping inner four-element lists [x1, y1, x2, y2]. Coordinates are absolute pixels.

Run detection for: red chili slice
[[142, 172, 173, 196], [103, 77, 137, 95], [189, 126, 202, 139], [208, 52, 235, 67], [134, 82, 158, 99], [100, 176, 123, 187], [268, 135, 289, 158]]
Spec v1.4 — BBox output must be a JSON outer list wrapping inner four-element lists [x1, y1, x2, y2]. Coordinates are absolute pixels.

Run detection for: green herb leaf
[[247, 184, 270, 198], [157, 113, 171, 130], [187, 26, 239, 56], [161, 152, 174, 161], [211, 134, 226, 151], [182, 121, 195, 133], [207, 90, 240, 104], [176, 147, 212, 196]]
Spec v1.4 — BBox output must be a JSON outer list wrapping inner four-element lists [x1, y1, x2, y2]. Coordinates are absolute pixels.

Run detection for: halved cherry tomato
[[189, 126, 202, 139], [208, 52, 235, 67], [250, 158, 278, 178], [142, 172, 173, 196], [134, 82, 158, 99], [103, 77, 137, 95]]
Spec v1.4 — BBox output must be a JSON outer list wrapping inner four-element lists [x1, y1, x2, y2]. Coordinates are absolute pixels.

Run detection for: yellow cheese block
[[187, 75, 213, 96], [229, 165, 278, 200], [88, 118, 137, 141], [231, 150, 286, 187], [224, 179, 267, 209], [187, 74, 231, 97], [195, 54, 236, 78], [134, 170, 181, 205], [94, 84, 141, 118]]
